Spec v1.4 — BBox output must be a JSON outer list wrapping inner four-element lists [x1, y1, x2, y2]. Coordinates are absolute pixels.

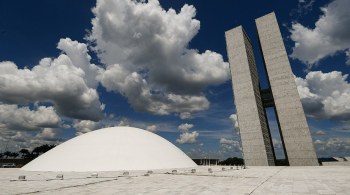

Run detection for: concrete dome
[[22, 126, 197, 172]]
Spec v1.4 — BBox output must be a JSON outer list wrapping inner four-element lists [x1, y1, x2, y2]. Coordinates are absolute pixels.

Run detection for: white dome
[[22, 126, 197, 172]]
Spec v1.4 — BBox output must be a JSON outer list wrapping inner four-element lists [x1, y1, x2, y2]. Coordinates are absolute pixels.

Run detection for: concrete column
[[255, 12, 318, 166], [225, 26, 275, 166]]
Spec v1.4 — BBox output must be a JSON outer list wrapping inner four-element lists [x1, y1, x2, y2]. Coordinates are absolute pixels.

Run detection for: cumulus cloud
[[73, 115, 147, 136], [178, 123, 194, 132], [0, 127, 63, 152], [229, 114, 239, 129], [73, 120, 101, 136], [290, 0, 350, 66], [118, 118, 130, 127], [57, 38, 103, 88], [331, 125, 350, 133], [295, 71, 350, 121], [229, 114, 240, 135], [176, 123, 198, 144], [0, 104, 60, 131], [314, 138, 350, 157], [0, 104, 64, 151], [146, 125, 157, 133], [272, 138, 282, 149], [219, 138, 241, 153], [346, 49, 350, 65], [89, 0, 229, 115], [315, 130, 326, 135], [219, 138, 236, 145], [176, 131, 199, 144], [36, 128, 62, 141], [179, 112, 192, 120], [0, 38, 104, 121]]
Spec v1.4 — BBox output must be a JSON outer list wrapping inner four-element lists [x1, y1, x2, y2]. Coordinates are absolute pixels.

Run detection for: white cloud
[[0, 128, 63, 152], [178, 123, 194, 132], [89, 0, 229, 115], [290, 0, 350, 66], [272, 138, 282, 149], [179, 112, 192, 120], [73, 116, 140, 136], [314, 138, 350, 157], [314, 139, 324, 145], [0, 104, 60, 131], [219, 138, 236, 145], [0, 38, 104, 121], [186, 147, 240, 160], [62, 124, 71, 129], [185, 148, 204, 159], [295, 71, 350, 121], [331, 125, 350, 133], [73, 120, 101, 136], [346, 49, 350, 65], [118, 118, 130, 127], [315, 130, 326, 135], [100, 69, 210, 115], [229, 114, 239, 129], [57, 38, 103, 88], [36, 128, 61, 141], [176, 123, 197, 144], [146, 125, 157, 133], [176, 131, 199, 144], [0, 104, 64, 151], [219, 138, 241, 153]]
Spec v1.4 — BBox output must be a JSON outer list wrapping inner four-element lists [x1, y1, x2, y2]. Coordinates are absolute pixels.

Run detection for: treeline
[[218, 157, 244, 166], [0, 144, 56, 159]]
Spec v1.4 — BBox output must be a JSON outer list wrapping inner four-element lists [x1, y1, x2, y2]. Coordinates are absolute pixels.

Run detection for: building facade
[[225, 12, 318, 166]]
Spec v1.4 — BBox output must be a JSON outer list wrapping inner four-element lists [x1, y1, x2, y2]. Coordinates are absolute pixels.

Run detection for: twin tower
[[225, 12, 318, 166]]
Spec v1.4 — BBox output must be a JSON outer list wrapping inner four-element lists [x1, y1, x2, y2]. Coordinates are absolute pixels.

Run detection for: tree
[[31, 144, 56, 157], [218, 157, 244, 166], [0, 153, 3, 159], [19, 149, 30, 158], [3, 151, 11, 159], [10, 152, 19, 159]]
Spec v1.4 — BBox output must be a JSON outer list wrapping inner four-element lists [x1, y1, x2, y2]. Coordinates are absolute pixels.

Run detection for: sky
[[0, 0, 349, 159]]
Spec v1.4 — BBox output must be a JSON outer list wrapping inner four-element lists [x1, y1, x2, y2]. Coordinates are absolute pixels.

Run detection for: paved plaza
[[1, 166, 349, 194]]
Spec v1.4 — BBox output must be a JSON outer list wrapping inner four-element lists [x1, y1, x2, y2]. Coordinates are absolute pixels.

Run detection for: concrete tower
[[225, 12, 318, 166]]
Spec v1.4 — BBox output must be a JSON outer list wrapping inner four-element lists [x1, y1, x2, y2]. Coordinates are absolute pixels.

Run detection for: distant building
[[192, 159, 219, 166]]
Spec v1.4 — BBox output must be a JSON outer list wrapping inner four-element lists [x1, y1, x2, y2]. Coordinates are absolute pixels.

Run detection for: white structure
[[22, 127, 197, 172]]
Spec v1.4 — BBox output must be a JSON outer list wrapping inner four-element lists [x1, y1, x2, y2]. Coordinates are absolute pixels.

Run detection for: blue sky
[[0, 0, 349, 159]]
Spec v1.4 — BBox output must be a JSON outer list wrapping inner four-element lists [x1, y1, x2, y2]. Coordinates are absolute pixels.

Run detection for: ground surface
[[0, 166, 349, 194]]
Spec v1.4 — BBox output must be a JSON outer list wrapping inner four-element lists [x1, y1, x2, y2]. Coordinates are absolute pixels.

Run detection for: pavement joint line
[[159, 169, 243, 175], [10, 177, 115, 182], [155, 172, 258, 178], [248, 167, 286, 195], [15, 178, 118, 195], [9, 175, 141, 182]]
